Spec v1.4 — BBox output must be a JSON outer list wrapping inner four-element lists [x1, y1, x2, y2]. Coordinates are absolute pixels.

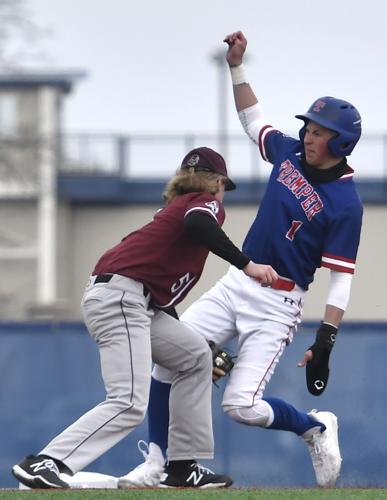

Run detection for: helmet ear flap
[[328, 136, 354, 157], [298, 121, 307, 143]]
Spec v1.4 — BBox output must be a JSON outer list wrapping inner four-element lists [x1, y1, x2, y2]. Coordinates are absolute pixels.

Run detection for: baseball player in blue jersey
[[86, 31, 363, 489], [12, 146, 279, 490]]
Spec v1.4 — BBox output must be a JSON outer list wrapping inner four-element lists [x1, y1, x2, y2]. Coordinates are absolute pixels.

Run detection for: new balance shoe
[[12, 455, 70, 489], [302, 410, 342, 488], [159, 461, 233, 488], [118, 441, 165, 488]]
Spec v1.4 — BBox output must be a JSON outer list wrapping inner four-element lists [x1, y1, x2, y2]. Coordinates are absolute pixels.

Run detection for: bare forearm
[[323, 304, 345, 328], [231, 77, 258, 112]]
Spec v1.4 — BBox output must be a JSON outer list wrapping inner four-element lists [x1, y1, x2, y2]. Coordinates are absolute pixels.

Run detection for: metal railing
[[61, 131, 387, 180], [1, 131, 386, 200]]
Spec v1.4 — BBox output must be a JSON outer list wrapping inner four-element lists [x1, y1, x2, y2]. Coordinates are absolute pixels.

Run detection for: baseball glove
[[208, 340, 235, 383], [306, 322, 338, 396]]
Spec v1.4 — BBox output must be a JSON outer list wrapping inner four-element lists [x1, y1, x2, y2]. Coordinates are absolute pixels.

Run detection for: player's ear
[[217, 176, 226, 188]]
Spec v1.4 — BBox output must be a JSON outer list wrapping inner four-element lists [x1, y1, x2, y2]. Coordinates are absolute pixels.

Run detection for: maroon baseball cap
[[180, 147, 236, 191]]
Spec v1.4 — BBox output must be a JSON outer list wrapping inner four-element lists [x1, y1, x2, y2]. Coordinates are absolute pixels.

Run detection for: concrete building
[[0, 70, 85, 318], [0, 71, 386, 321]]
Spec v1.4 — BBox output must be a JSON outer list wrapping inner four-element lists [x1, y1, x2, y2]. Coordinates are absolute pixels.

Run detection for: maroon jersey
[[93, 192, 225, 308]]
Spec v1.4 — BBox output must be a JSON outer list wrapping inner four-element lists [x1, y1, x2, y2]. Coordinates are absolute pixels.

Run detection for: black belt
[[94, 274, 150, 297], [94, 274, 113, 284]]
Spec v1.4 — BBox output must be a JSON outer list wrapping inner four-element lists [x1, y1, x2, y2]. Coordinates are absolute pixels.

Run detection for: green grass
[[1, 489, 387, 500]]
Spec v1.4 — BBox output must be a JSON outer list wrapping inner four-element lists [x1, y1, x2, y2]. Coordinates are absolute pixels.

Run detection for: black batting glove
[[306, 322, 338, 396]]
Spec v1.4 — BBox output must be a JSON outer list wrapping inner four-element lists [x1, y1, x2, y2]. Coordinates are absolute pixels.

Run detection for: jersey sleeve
[[238, 103, 300, 166], [321, 204, 363, 274], [259, 128, 300, 165], [184, 212, 250, 270], [184, 193, 225, 226]]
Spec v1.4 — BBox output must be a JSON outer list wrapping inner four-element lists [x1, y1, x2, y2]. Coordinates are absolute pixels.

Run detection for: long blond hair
[[163, 167, 223, 203]]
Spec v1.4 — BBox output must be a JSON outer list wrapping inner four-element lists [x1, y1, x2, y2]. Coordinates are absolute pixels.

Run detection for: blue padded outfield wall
[[1, 321, 387, 489]]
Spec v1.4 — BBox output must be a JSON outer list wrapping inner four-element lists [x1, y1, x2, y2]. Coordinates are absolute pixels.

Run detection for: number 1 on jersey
[[286, 220, 303, 241]]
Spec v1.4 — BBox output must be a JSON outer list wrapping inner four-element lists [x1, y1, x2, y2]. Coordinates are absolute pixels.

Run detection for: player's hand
[[297, 349, 313, 368], [223, 31, 247, 67], [243, 262, 279, 285], [297, 323, 338, 396]]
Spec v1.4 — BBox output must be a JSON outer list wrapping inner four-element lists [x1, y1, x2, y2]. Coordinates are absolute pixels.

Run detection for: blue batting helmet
[[295, 96, 362, 156]]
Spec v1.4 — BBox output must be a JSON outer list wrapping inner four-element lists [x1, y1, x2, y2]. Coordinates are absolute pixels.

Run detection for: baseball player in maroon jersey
[[12, 146, 278, 489]]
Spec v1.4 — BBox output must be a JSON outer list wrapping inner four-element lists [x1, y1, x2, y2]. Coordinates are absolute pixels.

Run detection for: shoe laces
[[137, 440, 150, 461], [305, 430, 325, 469], [192, 462, 215, 476], [310, 434, 322, 455], [305, 409, 324, 456]]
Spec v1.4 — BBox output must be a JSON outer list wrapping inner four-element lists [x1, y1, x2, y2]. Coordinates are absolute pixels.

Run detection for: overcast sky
[[29, 0, 386, 138]]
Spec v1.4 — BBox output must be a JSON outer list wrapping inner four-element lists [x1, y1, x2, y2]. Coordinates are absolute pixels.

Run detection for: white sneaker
[[118, 441, 165, 489], [302, 410, 342, 488]]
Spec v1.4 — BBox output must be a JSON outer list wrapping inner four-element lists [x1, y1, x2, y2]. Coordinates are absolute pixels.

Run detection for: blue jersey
[[242, 125, 363, 290]]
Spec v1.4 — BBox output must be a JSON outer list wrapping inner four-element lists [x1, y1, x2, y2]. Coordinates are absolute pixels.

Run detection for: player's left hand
[[298, 347, 330, 396], [297, 349, 313, 367], [297, 322, 338, 396]]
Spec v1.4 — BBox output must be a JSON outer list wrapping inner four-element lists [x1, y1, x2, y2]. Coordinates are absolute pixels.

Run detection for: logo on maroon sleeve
[[205, 201, 219, 215]]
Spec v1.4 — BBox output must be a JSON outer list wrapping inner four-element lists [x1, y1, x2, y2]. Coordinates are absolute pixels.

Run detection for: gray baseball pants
[[40, 274, 214, 473]]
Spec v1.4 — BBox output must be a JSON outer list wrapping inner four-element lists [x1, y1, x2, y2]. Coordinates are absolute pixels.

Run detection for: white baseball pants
[[153, 266, 305, 410]]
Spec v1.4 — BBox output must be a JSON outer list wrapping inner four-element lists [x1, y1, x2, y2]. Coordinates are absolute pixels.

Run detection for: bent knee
[[183, 336, 212, 372], [225, 400, 274, 428], [197, 341, 212, 370], [152, 364, 174, 384], [109, 393, 148, 422]]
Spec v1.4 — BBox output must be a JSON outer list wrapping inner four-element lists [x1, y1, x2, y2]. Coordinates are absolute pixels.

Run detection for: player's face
[[303, 121, 340, 169], [215, 177, 226, 202]]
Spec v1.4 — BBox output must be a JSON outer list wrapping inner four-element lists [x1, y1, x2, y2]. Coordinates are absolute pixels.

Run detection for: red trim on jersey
[[337, 165, 355, 181], [323, 253, 355, 264], [258, 125, 276, 162], [321, 253, 356, 273], [321, 262, 355, 274]]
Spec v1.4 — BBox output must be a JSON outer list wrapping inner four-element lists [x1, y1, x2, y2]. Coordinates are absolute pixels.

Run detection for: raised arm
[[223, 31, 258, 111], [223, 31, 270, 149]]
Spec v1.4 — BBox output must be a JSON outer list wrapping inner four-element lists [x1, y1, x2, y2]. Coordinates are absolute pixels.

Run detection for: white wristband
[[230, 64, 248, 85]]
